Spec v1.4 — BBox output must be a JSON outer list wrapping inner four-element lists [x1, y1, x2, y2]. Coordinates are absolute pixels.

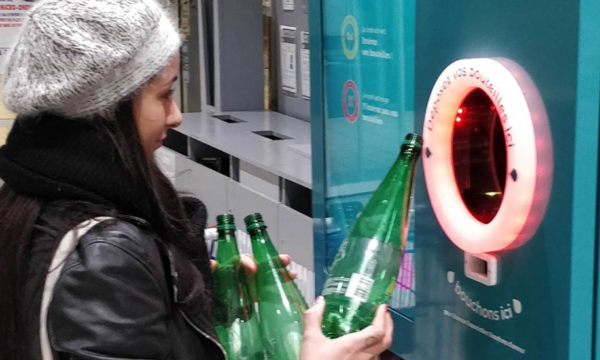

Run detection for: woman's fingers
[[362, 308, 394, 355], [238, 253, 295, 278], [303, 296, 327, 339], [279, 254, 291, 266], [335, 305, 391, 354], [240, 254, 258, 273]]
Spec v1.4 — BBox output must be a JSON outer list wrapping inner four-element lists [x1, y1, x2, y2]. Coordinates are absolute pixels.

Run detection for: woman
[[0, 0, 393, 359]]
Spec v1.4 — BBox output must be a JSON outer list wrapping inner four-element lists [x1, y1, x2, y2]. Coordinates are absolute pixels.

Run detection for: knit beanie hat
[[1, 0, 182, 117]]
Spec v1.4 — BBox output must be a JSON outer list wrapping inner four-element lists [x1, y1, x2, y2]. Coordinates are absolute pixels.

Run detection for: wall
[[273, 0, 310, 121]]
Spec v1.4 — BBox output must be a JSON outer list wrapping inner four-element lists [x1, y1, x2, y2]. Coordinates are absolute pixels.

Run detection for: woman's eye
[[163, 89, 175, 99]]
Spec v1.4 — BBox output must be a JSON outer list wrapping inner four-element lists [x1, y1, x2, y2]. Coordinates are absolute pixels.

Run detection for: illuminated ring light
[[423, 58, 549, 254]]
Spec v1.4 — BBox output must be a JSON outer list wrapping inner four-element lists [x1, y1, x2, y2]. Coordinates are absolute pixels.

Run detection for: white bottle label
[[344, 273, 374, 303]]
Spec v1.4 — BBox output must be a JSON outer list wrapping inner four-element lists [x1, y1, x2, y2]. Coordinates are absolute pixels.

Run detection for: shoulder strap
[[39, 217, 113, 360]]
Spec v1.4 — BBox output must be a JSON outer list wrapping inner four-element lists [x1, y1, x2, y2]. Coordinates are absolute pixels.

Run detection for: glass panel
[[322, 0, 416, 318]]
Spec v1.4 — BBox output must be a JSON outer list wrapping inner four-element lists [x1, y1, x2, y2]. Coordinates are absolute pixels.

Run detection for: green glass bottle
[[322, 133, 423, 338], [245, 213, 308, 360], [213, 214, 264, 360]]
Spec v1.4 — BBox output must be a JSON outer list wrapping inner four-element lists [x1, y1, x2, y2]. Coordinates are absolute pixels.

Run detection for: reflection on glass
[[389, 208, 416, 311], [325, 197, 364, 270], [326, 197, 416, 312], [321, 0, 416, 320], [452, 89, 507, 224]]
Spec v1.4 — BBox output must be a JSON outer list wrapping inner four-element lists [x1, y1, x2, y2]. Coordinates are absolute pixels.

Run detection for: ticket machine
[[310, 0, 600, 359]]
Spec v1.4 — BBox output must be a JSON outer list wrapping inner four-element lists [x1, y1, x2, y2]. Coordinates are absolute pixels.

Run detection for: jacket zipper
[[179, 309, 229, 360]]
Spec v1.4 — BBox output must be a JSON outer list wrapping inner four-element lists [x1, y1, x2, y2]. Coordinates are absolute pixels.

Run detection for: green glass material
[[321, 133, 422, 338], [213, 214, 264, 360], [245, 213, 308, 360]]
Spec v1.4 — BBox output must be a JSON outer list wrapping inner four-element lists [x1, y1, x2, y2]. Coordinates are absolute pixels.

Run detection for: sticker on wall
[[301, 32, 310, 100], [341, 15, 359, 60], [342, 80, 359, 123], [422, 58, 553, 254], [283, 0, 294, 11], [280, 26, 297, 96], [0, 0, 37, 74], [179, 0, 191, 38]]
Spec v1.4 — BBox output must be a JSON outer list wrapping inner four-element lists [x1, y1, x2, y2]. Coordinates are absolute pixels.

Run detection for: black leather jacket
[[45, 217, 227, 360]]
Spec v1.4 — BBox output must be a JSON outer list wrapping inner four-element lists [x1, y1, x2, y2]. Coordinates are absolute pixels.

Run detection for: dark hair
[[0, 99, 200, 359]]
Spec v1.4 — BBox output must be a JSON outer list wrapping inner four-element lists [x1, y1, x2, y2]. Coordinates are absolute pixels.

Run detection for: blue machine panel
[[311, 0, 600, 359], [410, 1, 600, 359]]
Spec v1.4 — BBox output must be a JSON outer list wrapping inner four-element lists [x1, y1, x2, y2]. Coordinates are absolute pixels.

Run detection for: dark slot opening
[[189, 138, 230, 177], [469, 256, 489, 277], [213, 115, 246, 124], [252, 130, 292, 141]]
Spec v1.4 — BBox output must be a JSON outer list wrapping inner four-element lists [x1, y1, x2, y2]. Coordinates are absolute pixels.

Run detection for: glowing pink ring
[[423, 58, 550, 254]]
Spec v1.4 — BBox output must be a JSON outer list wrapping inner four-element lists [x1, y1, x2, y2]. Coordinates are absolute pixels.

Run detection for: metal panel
[[214, 0, 264, 111], [197, 0, 263, 112], [159, 147, 230, 224], [239, 160, 280, 201], [156, 146, 190, 188], [278, 204, 314, 271], [178, 111, 312, 188], [186, 159, 229, 225], [227, 179, 280, 249]]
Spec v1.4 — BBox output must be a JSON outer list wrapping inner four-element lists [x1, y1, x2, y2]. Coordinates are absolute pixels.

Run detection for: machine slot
[[464, 252, 498, 286]]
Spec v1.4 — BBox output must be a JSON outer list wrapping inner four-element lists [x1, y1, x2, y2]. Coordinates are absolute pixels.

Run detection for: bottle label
[[323, 276, 349, 296], [322, 236, 402, 304], [345, 273, 374, 303]]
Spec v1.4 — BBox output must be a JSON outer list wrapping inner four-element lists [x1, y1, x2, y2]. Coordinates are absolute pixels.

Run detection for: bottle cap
[[401, 133, 423, 152], [216, 213, 237, 231], [244, 213, 267, 231]]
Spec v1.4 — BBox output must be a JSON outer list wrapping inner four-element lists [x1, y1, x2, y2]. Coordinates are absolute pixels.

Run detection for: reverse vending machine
[[310, 0, 600, 359]]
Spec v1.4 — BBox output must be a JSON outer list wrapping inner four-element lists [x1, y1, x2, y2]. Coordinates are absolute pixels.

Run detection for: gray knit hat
[[2, 0, 182, 117]]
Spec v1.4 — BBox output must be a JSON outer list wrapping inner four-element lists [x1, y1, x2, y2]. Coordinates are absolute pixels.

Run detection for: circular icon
[[341, 15, 359, 60], [342, 80, 359, 123]]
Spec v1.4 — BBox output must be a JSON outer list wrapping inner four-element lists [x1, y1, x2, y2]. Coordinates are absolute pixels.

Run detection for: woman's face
[[133, 53, 182, 156]]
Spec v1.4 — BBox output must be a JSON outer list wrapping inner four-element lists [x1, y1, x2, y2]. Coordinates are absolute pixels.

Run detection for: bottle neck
[[248, 226, 270, 242], [349, 148, 420, 246], [217, 229, 237, 243], [215, 229, 241, 264], [248, 226, 278, 261], [399, 147, 420, 166]]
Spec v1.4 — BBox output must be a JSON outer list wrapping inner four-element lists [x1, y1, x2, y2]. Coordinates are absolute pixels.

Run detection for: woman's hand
[[210, 254, 298, 279], [300, 297, 393, 360]]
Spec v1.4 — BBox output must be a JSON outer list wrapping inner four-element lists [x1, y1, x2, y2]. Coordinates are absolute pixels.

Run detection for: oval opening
[[452, 89, 507, 224]]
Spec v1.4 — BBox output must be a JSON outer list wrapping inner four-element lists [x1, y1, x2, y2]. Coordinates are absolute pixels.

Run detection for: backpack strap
[[40, 217, 113, 360]]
